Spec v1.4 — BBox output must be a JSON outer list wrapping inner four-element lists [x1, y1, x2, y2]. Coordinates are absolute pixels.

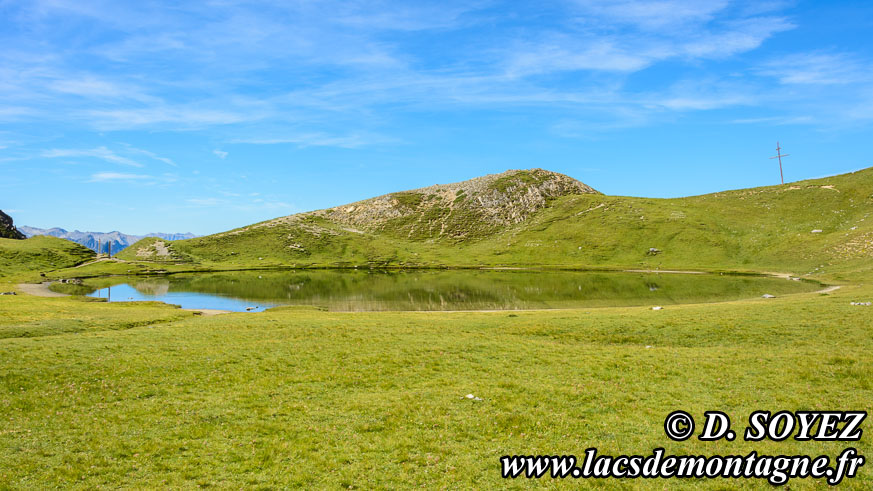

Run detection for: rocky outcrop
[[317, 169, 599, 240], [0, 210, 25, 240], [246, 169, 600, 242]]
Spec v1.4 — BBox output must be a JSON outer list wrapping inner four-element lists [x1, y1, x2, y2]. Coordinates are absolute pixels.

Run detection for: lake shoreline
[[51, 268, 828, 314]]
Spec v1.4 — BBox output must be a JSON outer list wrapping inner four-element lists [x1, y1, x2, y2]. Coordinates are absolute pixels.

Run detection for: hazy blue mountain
[[19, 226, 198, 254]]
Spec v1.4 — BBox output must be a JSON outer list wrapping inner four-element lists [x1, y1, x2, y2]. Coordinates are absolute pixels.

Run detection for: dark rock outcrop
[[0, 210, 25, 240]]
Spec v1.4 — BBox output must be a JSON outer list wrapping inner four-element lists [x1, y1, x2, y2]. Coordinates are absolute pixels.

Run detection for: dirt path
[[182, 308, 231, 316], [73, 257, 126, 268], [16, 282, 69, 297]]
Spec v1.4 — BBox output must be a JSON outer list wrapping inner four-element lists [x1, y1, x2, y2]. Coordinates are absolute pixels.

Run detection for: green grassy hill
[[0, 235, 95, 276], [118, 167, 873, 276]]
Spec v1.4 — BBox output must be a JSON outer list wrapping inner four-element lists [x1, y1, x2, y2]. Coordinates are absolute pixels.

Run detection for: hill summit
[[120, 166, 873, 273], [261, 168, 599, 241], [123, 168, 599, 262], [318, 168, 598, 238]]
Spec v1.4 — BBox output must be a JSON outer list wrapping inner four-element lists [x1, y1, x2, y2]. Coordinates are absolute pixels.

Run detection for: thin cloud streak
[[88, 172, 152, 182], [42, 147, 144, 167]]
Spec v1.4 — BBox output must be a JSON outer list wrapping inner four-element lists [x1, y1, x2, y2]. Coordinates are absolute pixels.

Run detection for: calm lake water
[[84, 269, 821, 312]]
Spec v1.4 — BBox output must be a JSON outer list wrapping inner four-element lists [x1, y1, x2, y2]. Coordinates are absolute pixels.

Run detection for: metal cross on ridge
[[770, 142, 789, 185]]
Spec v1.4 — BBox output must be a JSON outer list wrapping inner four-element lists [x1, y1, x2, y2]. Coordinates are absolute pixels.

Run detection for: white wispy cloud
[[185, 195, 296, 212], [758, 52, 872, 85], [505, 39, 652, 77], [213, 149, 228, 159], [570, 0, 731, 30], [123, 145, 177, 166], [730, 115, 814, 125], [186, 197, 226, 206], [42, 146, 144, 167], [0, 0, 868, 143], [85, 107, 258, 130], [88, 172, 152, 182], [232, 132, 393, 149], [652, 78, 756, 110]]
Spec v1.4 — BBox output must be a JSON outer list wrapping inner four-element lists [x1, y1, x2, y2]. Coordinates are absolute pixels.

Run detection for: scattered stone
[[464, 394, 483, 401], [762, 294, 776, 298], [645, 345, 653, 349], [0, 291, 16, 295], [850, 302, 872, 306], [647, 248, 662, 255], [811, 229, 823, 234], [651, 306, 663, 310]]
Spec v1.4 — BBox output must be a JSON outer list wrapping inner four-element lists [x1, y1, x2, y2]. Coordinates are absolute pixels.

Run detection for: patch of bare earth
[[16, 282, 69, 297], [136, 240, 172, 258]]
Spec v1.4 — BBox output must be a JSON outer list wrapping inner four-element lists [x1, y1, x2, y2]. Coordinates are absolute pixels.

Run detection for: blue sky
[[1, 0, 872, 235]]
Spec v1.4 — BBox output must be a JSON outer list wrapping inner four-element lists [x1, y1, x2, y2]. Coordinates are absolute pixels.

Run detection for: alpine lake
[[71, 269, 823, 313]]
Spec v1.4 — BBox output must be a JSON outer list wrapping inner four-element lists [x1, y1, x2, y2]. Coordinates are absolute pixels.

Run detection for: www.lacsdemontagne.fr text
[[501, 447, 864, 485]]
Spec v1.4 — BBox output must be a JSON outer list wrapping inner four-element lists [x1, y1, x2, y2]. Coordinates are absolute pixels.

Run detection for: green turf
[[0, 236, 95, 279], [0, 282, 870, 487], [2, 169, 872, 487]]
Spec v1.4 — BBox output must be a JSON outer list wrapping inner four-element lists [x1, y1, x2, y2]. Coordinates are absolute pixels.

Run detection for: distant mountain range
[[19, 226, 198, 255]]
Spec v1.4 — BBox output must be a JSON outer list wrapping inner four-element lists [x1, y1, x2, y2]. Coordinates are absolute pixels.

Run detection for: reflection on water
[[85, 269, 820, 312]]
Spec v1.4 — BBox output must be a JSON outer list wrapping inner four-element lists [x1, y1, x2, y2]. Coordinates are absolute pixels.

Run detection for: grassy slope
[[0, 236, 95, 278], [117, 168, 873, 277], [1, 283, 871, 487], [465, 167, 873, 275]]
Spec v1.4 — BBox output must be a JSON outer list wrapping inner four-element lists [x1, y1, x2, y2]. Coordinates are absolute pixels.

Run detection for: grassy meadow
[[2, 168, 872, 487], [1, 279, 871, 488]]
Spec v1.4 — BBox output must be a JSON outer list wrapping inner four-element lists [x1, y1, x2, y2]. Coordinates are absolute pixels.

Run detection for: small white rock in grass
[[811, 229, 823, 233], [762, 294, 776, 298], [645, 345, 653, 349], [651, 306, 663, 310], [850, 302, 872, 306], [464, 394, 483, 401]]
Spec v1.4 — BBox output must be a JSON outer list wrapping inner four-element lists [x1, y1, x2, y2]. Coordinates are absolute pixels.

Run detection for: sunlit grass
[[1, 283, 871, 487]]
